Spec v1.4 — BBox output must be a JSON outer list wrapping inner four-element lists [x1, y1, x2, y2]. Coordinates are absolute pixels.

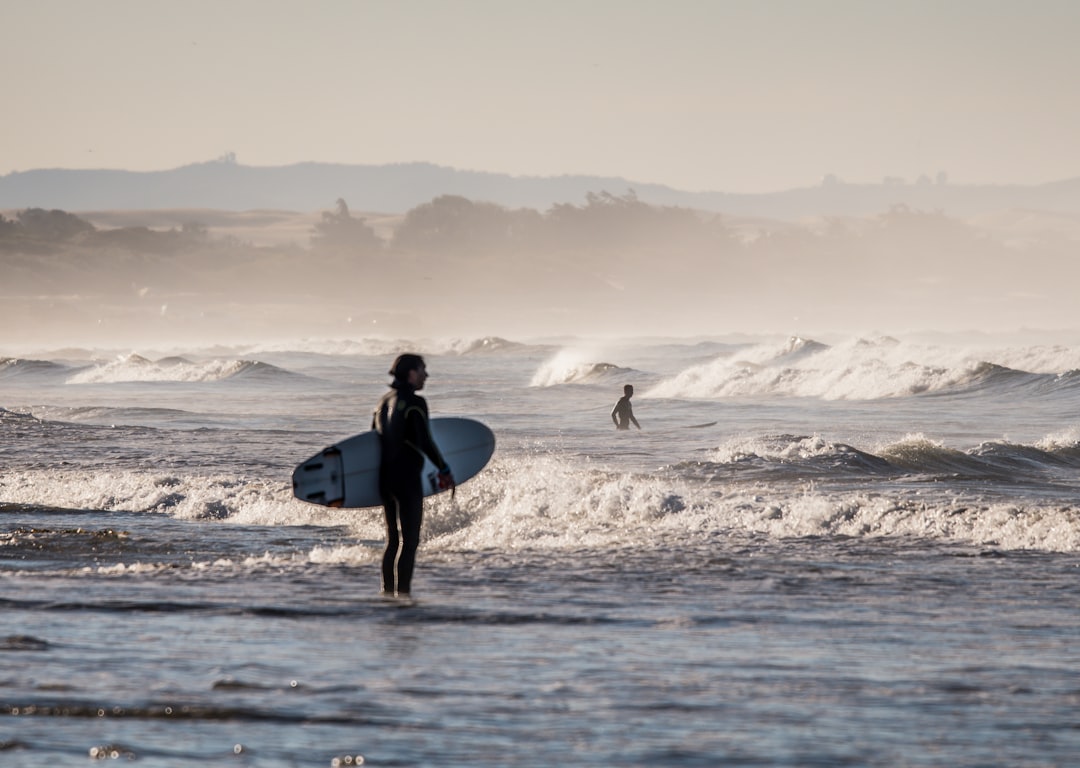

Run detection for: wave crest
[[648, 337, 1080, 401], [530, 348, 635, 386], [0, 358, 69, 379], [65, 355, 299, 384]]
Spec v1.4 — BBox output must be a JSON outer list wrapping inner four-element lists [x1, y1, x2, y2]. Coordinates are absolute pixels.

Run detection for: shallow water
[[3, 334, 1080, 765]]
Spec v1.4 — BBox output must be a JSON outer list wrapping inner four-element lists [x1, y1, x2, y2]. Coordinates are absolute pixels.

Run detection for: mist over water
[[5, 332, 1080, 547], [5, 197, 1080, 349], [5, 200, 1080, 765]]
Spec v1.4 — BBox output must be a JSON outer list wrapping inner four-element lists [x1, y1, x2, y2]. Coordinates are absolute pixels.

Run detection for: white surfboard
[[292, 417, 495, 509]]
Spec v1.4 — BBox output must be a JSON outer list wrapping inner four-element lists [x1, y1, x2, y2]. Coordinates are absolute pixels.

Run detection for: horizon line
[[4, 158, 1079, 196]]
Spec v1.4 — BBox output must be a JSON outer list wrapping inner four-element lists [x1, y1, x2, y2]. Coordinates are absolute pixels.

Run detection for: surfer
[[372, 353, 455, 597], [611, 384, 641, 430]]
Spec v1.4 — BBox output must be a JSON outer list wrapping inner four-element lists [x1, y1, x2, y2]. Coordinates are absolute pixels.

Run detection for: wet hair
[[389, 353, 425, 380]]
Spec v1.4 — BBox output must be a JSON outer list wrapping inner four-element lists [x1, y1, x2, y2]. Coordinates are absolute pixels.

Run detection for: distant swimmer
[[611, 384, 641, 431]]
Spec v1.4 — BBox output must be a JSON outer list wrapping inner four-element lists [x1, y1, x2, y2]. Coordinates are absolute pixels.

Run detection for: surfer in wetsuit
[[372, 353, 454, 597], [611, 384, 641, 431]]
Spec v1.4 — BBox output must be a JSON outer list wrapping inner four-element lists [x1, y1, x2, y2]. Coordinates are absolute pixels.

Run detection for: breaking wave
[[5, 436, 1080, 556], [65, 355, 302, 384], [530, 348, 637, 386], [647, 336, 1080, 401]]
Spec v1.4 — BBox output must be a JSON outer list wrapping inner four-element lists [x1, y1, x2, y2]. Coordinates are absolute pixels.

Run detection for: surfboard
[[292, 417, 496, 509]]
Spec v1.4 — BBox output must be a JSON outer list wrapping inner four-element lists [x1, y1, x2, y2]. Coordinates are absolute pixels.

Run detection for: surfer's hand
[[438, 469, 456, 498]]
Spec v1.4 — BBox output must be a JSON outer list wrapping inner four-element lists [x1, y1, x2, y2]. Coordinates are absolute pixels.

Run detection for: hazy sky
[[4, 0, 1079, 193]]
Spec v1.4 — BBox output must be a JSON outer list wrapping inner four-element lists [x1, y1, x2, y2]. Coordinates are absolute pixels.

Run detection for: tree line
[[1, 191, 1024, 262], [0, 208, 210, 254], [4, 192, 1077, 334]]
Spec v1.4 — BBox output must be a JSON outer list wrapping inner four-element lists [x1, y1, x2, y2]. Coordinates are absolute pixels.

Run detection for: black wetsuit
[[611, 395, 639, 430], [372, 380, 448, 595]]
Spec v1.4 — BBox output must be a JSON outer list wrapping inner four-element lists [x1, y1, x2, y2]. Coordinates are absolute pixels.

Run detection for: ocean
[[2, 333, 1080, 766]]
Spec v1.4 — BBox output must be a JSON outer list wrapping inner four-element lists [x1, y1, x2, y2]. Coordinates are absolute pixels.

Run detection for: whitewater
[[3, 333, 1080, 766]]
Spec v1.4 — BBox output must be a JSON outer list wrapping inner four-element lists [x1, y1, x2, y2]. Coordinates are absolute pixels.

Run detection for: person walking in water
[[372, 353, 454, 597], [611, 384, 641, 431]]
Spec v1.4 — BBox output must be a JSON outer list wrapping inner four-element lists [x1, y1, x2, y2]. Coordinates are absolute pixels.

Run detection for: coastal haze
[[3, 1, 1080, 349], [4, 164, 1080, 347]]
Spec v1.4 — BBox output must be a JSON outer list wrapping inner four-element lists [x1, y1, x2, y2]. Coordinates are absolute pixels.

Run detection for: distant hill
[[3, 159, 1080, 218]]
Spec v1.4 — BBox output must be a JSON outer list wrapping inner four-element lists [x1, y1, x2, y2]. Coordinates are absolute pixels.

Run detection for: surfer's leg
[[395, 488, 424, 595], [381, 495, 401, 593]]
